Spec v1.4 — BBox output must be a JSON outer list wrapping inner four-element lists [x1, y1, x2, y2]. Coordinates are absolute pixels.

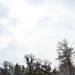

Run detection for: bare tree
[[24, 54, 35, 75], [2, 61, 14, 75], [57, 39, 75, 75]]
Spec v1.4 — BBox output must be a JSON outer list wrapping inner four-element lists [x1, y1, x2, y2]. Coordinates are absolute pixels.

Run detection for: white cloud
[[0, 0, 75, 68]]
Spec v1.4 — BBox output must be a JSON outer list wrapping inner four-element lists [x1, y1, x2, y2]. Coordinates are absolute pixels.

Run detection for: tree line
[[0, 39, 75, 75]]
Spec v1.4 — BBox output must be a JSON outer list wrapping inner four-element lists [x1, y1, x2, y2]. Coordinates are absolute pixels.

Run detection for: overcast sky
[[0, 0, 75, 68]]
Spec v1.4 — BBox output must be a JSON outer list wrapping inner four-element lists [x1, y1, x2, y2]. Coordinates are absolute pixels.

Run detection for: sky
[[0, 0, 75, 68]]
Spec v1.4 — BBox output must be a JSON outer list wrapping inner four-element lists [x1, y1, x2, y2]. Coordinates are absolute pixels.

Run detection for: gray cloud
[[0, 4, 9, 18], [0, 39, 26, 64], [56, 15, 75, 31], [2, 39, 24, 52], [0, 25, 6, 35], [27, 0, 43, 6], [57, 20, 75, 30], [11, 17, 20, 25], [0, 25, 11, 35], [62, 0, 75, 9], [37, 16, 51, 27], [56, 0, 75, 11]]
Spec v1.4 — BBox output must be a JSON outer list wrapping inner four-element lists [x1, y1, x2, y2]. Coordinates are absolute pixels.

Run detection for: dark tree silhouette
[[24, 54, 52, 75], [14, 63, 21, 75]]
